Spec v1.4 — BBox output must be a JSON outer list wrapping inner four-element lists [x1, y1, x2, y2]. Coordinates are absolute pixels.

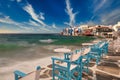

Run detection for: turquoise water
[[0, 33, 95, 54], [0, 34, 95, 45], [0, 34, 95, 57]]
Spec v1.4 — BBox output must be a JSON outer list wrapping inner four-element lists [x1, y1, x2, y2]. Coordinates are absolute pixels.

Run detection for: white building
[[113, 22, 120, 31], [79, 25, 89, 31]]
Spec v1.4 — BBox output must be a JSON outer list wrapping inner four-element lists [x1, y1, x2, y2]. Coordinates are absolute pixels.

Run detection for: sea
[[0, 33, 60, 44], [0, 34, 94, 67], [0, 34, 94, 80]]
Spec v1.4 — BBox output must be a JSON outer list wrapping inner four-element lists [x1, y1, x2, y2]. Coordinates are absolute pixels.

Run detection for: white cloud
[[86, 21, 96, 26], [0, 16, 16, 24], [0, 2, 60, 33], [90, 0, 108, 20], [39, 12, 45, 20], [22, 2, 60, 33], [0, 15, 55, 33], [90, 0, 120, 25], [23, 21, 54, 32], [0, 14, 34, 31], [29, 20, 40, 27], [16, 0, 22, 3], [28, 20, 55, 32], [101, 8, 120, 25], [65, 0, 78, 27], [52, 23, 57, 29], [23, 3, 46, 26], [94, 0, 107, 12]]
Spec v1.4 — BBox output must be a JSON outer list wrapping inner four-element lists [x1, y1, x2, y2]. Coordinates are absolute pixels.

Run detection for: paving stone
[[97, 62, 120, 75], [40, 74, 49, 78], [47, 64, 52, 68], [96, 71, 120, 80]]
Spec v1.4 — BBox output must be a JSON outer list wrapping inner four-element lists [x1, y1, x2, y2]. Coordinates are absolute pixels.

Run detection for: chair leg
[[52, 71, 55, 80], [86, 62, 89, 73], [78, 67, 82, 80], [68, 72, 71, 80], [14, 73, 19, 80], [52, 60, 55, 80], [96, 57, 100, 65]]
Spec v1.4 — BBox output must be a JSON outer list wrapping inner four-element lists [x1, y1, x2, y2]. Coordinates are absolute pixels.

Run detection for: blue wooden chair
[[71, 47, 91, 73], [64, 48, 84, 60], [95, 41, 108, 57], [81, 47, 91, 73], [65, 47, 91, 73], [101, 41, 109, 55], [51, 47, 91, 80], [14, 66, 41, 80], [52, 51, 83, 80], [89, 41, 108, 65]]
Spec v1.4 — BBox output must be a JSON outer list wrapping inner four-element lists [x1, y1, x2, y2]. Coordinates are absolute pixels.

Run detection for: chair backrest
[[70, 51, 82, 61], [99, 42, 105, 48], [82, 47, 91, 55], [20, 66, 41, 80]]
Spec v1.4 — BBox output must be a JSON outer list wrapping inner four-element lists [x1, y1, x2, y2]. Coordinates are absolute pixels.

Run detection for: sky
[[0, 0, 120, 33]]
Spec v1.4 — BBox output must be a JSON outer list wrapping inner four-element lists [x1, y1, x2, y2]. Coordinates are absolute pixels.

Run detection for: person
[[78, 28, 81, 33], [69, 28, 73, 36]]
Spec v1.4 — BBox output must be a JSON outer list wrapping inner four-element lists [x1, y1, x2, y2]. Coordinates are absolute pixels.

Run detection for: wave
[[39, 39, 57, 43]]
